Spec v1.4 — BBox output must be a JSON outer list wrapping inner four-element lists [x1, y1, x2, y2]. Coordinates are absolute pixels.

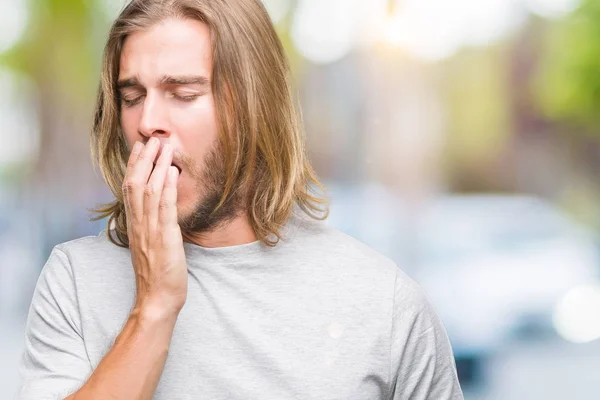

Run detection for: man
[[17, 0, 463, 399]]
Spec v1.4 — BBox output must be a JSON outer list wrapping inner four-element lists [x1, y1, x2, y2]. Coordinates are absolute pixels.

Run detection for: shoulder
[[54, 229, 128, 259], [46, 229, 131, 284], [30, 231, 126, 323], [280, 213, 405, 297], [286, 212, 436, 304]]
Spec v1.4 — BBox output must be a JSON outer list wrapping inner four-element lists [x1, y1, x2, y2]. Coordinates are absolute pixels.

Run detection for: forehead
[[119, 18, 213, 81]]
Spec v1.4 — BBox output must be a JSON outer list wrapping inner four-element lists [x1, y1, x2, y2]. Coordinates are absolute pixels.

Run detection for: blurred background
[[2, 0, 600, 398]]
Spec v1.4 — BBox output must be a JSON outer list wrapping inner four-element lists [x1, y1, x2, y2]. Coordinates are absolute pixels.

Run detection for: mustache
[[148, 146, 186, 174], [172, 150, 195, 174]]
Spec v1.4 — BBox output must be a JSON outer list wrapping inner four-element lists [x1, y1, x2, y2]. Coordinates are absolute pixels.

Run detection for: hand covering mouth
[[152, 143, 182, 175]]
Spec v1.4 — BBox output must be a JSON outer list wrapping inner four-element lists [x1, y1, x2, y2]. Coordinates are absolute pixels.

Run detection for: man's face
[[118, 18, 233, 233]]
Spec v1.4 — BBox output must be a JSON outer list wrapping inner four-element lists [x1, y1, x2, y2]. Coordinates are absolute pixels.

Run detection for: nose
[[138, 91, 171, 139]]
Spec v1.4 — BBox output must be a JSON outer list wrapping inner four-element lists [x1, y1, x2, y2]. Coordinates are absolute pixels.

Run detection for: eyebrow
[[116, 75, 210, 90]]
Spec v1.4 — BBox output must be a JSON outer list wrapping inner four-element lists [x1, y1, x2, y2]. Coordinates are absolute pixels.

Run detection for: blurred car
[[324, 184, 600, 386]]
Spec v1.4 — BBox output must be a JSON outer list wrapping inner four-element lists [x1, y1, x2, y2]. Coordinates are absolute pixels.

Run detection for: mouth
[[152, 144, 182, 175], [150, 161, 182, 175], [171, 162, 182, 175]]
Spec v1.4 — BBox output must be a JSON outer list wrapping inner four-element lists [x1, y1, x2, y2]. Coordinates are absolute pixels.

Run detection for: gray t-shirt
[[17, 214, 463, 399]]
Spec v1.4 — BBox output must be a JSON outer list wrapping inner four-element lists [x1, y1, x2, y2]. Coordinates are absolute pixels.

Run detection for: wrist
[[131, 299, 182, 326]]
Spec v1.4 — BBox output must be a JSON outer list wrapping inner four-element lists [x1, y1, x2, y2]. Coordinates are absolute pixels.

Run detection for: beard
[[177, 140, 243, 235]]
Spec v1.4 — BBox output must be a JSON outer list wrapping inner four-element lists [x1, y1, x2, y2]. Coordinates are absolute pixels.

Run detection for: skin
[[118, 17, 256, 248], [64, 18, 256, 399]]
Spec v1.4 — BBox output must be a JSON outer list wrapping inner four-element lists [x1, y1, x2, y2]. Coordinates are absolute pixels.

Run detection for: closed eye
[[172, 93, 200, 102], [119, 92, 203, 108], [121, 96, 144, 107]]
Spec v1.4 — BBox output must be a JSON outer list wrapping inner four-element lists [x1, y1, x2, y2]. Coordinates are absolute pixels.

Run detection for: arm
[[18, 139, 187, 400], [18, 258, 180, 400], [17, 247, 93, 399], [67, 139, 186, 399], [64, 306, 178, 400], [388, 270, 464, 400]]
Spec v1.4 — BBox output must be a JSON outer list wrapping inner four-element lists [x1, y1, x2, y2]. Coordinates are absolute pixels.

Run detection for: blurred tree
[[535, 0, 600, 132], [0, 0, 113, 258], [436, 44, 515, 192], [533, 2, 600, 228]]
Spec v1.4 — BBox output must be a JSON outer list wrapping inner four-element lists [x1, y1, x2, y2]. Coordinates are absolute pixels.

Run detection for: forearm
[[65, 306, 178, 400], [65, 138, 187, 400]]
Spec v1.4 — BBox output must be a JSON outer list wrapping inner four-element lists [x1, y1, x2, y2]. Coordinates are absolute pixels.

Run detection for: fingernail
[[150, 137, 159, 146], [133, 141, 142, 152]]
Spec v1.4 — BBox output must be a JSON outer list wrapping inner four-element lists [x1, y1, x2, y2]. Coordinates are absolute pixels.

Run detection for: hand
[[122, 137, 188, 317]]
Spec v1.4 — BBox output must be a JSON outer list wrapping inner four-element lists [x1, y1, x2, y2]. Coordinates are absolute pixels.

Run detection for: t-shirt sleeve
[[17, 246, 92, 400], [387, 270, 464, 400]]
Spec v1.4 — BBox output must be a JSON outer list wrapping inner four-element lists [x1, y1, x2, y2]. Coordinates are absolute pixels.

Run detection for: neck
[[182, 212, 257, 248]]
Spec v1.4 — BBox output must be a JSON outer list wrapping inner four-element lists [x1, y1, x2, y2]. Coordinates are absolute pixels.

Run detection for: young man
[[17, 0, 463, 399]]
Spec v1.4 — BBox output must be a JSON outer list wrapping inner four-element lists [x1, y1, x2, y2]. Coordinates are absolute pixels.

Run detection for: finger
[[144, 143, 173, 226], [123, 141, 143, 234], [124, 137, 161, 223], [159, 166, 179, 227], [125, 141, 143, 177]]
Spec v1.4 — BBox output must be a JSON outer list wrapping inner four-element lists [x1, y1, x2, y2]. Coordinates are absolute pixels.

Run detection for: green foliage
[[535, 0, 600, 131], [0, 0, 107, 102], [438, 45, 513, 163]]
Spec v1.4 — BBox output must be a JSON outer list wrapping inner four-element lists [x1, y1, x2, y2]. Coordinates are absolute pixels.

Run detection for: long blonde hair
[[91, 0, 328, 247]]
